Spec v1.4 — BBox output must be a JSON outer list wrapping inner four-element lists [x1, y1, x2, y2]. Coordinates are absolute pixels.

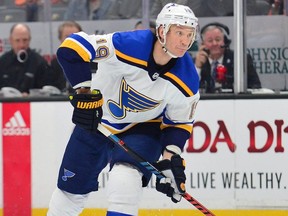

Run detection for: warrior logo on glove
[[72, 89, 103, 109], [75, 99, 103, 109], [69, 89, 103, 131]]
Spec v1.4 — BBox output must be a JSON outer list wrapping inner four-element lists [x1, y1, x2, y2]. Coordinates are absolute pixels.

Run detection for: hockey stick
[[97, 124, 215, 216]]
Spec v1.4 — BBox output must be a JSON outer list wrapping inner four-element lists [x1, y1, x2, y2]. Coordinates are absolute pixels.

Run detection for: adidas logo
[[2, 111, 30, 136]]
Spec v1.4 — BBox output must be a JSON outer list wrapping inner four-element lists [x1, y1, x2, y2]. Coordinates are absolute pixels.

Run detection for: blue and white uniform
[[58, 29, 199, 145], [51, 29, 199, 216]]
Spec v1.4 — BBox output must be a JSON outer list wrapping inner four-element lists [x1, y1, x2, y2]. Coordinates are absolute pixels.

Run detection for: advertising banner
[[2, 103, 31, 216], [0, 99, 287, 216]]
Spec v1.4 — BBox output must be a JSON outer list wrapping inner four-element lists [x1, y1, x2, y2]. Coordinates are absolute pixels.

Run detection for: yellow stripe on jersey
[[160, 123, 193, 133], [164, 72, 194, 96], [115, 49, 148, 67], [60, 39, 90, 62]]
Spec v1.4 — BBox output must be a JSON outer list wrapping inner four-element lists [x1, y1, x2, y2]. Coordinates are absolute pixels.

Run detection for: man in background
[[0, 23, 51, 96], [194, 22, 262, 93]]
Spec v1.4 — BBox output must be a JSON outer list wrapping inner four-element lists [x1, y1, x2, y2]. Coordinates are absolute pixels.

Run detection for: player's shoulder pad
[[112, 30, 154, 64], [162, 53, 199, 97]]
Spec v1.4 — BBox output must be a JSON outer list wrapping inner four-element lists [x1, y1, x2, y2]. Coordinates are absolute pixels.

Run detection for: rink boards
[[0, 98, 287, 216]]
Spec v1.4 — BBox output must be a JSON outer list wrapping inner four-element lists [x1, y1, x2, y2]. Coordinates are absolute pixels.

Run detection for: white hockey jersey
[[57, 29, 200, 148]]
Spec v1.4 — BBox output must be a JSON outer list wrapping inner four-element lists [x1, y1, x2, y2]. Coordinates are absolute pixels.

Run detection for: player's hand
[[69, 89, 103, 131], [153, 154, 186, 203]]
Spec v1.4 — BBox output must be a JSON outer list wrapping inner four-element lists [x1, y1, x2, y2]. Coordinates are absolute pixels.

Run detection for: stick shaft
[[97, 124, 215, 216]]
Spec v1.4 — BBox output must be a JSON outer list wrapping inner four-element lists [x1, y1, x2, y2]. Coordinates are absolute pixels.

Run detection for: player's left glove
[[69, 89, 103, 131], [153, 154, 186, 203]]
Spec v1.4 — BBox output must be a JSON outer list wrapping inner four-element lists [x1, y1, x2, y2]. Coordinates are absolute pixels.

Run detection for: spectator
[[194, 22, 262, 93], [268, 0, 284, 15], [64, 0, 138, 20], [150, 0, 211, 18], [64, 0, 89, 21], [104, 0, 141, 19], [14, 0, 41, 22], [14, 0, 64, 22], [89, 0, 111, 20], [134, 20, 156, 34], [0, 23, 52, 97], [25, 0, 39, 21]]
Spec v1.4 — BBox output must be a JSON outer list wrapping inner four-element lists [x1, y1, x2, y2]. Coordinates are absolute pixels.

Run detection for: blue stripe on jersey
[[112, 30, 153, 64], [161, 126, 191, 150], [69, 34, 96, 60], [57, 47, 92, 87]]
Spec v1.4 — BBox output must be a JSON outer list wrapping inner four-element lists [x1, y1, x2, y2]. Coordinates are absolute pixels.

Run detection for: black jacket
[[199, 49, 262, 93], [0, 48, 51, 93]]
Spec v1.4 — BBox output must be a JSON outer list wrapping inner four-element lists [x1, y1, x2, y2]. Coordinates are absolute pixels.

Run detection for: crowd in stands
[[0, 19, 263, 97], [0, 0, 285, 22], [0, 21, 98, 97], [0, 1, 285, 97]]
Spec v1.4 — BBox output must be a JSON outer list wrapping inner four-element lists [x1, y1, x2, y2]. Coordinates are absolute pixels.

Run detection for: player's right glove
[[69, 89, 103, 131], [153, 154, 186, 203]]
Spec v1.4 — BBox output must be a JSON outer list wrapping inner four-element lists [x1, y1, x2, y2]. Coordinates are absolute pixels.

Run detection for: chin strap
[[157, 26, 179, 58], [162, 46, 178, 58]]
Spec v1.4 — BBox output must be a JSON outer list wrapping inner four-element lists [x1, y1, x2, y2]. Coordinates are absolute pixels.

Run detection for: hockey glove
[[153, 154, 186, 203], [69, 89, 103, 131]]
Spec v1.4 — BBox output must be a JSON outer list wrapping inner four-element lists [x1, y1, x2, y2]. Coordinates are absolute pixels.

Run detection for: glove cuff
[[73, 81, 91, 89], [165, 145, 181, 155]]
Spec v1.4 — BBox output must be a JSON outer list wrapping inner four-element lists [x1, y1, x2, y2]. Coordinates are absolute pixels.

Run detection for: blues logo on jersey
[[107, 78, 161, 119]]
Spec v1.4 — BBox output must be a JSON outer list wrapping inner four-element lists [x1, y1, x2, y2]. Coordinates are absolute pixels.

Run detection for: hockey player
[[47, 3, 199, 216]]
